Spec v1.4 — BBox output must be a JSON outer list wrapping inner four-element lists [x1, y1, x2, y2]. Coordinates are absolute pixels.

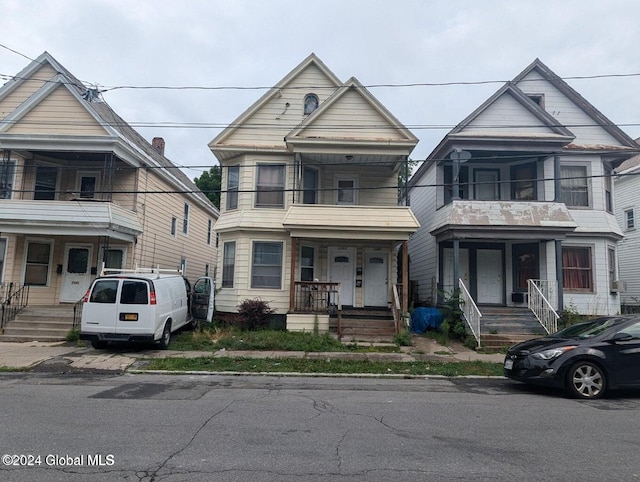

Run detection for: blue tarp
[[410, 307, 444, 333]]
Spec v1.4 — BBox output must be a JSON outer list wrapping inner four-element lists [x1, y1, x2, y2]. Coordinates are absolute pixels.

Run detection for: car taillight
[[82, 289, 91, 303], [150, 290, 157, 305]]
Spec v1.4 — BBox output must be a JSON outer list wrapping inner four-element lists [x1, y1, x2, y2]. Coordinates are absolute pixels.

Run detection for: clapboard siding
[[465, 94, 556, 135], [614, 172, 640, 306], [0, 65, 58, 119], [7, 85, 107, 136]]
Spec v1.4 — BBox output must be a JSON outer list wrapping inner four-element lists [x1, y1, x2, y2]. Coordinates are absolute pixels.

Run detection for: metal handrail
[[392, 284, 403, 334], [528, 279, 559, 334], [72, 298, 84, 330], [458, 279, 482, 348], [1, 283, 30, 331]]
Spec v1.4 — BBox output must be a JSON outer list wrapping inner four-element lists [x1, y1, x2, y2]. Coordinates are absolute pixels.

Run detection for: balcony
[[430, 200, 577, 240], [0, 200, 142, 241]]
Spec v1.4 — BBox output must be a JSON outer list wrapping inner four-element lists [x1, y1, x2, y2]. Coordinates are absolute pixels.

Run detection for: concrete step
[[1, 305, 76, 342], [480, 333, 539, 351]]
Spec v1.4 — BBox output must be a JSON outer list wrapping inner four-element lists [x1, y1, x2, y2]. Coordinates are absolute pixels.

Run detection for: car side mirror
[[609, 332, 633, 342]]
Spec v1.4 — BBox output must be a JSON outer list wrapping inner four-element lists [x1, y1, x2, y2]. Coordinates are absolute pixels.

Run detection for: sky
[[1, 0, 639, 181]]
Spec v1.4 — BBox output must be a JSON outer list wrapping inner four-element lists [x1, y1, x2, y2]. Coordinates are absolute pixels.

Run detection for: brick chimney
[[152, 137, 165, 156]]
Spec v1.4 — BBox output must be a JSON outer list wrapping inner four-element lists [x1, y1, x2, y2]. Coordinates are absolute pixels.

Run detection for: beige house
[[0, 52, 219, 331], [209, 54, 419, 336]]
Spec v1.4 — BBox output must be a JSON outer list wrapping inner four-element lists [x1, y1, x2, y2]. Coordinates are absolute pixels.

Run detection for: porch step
[[480, 333, 540, 351], [0, 305, 76, 342], [480, 307, 547, 335], [330, 316, 396, 342]]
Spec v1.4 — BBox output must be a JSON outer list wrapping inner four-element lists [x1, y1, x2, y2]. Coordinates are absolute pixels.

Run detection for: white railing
[[528, 279, 559, 334], [459, 279, 482, 348]]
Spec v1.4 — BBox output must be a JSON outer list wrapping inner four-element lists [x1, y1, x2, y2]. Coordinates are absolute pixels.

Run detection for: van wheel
[[91, 339, 108, 350], [158, 322, 171, 350]]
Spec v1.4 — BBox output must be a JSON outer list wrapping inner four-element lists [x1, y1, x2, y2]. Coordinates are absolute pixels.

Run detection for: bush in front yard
[[237, 298, 275, 330]]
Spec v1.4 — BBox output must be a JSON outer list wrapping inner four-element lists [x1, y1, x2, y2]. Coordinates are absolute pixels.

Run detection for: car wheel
[[158, 322, 171, 350], [91, 339, 108, 350], [567, 361, 606, 399]]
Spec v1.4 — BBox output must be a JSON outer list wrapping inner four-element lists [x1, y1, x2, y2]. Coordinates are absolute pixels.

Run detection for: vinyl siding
[[615, 173, 640, 306], [0, 65, 58, 119]]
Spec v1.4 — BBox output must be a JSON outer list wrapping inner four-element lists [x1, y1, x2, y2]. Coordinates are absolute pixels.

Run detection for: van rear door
[[82, 278, 120, 333], [115, 279, 155, 335], [191, 277, 215, 322]]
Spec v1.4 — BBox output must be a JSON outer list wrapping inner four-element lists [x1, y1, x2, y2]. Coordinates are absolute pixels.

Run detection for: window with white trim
[[227, 165, 239, 210], [562, 246, 593, 292], [560, 165, 589, 207], [336, 177, 357, 205], [625, 209, 635, 230], [251, 241, 283, 289], [24, 240, 53, 286], [256, 165, 285, 208], [300, 245, 315, 281], [183, 203, 189, 235], [222, 241, 236, 288]]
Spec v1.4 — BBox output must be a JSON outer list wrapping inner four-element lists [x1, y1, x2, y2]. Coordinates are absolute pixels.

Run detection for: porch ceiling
[[0, 200, 142, 242], [283, 204, 420, 240], [430, 200, 577, 240]]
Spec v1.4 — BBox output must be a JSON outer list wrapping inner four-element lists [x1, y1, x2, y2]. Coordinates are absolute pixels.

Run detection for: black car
[[504, 316, 640, 399]]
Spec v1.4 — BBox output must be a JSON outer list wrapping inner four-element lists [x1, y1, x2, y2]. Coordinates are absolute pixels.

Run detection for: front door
[[60, 244, 93, 302], [477, 249, 503, 304], [328, 247, 356, 306], [364, 252, 388, 307]]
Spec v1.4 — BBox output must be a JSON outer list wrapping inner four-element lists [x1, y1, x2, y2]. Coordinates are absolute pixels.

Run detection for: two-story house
[[614, 151, 640, 311], [408, 59, 637, 344], [208, 54, 419, 336], [0, 52, 219, 338]]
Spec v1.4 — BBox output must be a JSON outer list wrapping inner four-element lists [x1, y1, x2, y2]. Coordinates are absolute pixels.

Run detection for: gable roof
[[208, 53, 342, 153], [0, 52, 218, 215], [285, 76, 418, 153], [513, 59, 637, 148]]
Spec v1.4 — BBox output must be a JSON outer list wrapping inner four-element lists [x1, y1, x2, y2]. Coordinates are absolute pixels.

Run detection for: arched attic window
[[303, 93, 319, 115]]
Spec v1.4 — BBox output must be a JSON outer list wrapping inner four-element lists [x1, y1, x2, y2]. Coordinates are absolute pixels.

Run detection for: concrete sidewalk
[[0, 338, 505, 372]]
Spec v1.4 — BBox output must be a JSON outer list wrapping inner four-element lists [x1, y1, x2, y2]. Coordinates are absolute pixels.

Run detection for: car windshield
[[552, 317, 626, 339]]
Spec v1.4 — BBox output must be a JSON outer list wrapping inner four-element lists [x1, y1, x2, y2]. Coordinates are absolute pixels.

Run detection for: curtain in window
[[562, 247, 592, 290], [560, 166, 588, 206], [256, 165, 284, 207]]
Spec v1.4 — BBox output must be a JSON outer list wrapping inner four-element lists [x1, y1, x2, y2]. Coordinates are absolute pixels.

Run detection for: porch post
[[289, 237, 297, 312], [453, 239, 460, 291], [402, 240, 409, 313], [555, 239, 564, 313], [553, 155, 561, 202]]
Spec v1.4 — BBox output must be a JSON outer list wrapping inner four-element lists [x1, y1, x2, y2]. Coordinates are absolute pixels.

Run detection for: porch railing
[[292, 281, 342, 337], [1, 282, 30, 331], [528, 279, 559, 334], [459, 279, 482, 348]]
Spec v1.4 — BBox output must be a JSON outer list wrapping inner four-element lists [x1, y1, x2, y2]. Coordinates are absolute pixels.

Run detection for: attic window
[[527, 94, 545, 108], [303, 94, 319, 115]]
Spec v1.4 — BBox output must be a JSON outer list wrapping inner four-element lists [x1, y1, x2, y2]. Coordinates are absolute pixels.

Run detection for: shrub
[[66, 328, 80, 342], [393, 330, 412, 347], [237, 298, 275, 330]]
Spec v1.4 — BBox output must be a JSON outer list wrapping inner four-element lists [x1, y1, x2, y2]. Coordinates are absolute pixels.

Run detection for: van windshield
[[120, 280, 149, 304], [90, 280, 118, 303]]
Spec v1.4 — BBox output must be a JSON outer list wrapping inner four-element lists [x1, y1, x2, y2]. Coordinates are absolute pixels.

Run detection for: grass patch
[[0, 366, 30, 372], [169, 328, 401, 353], [141, 356, 503, 377]]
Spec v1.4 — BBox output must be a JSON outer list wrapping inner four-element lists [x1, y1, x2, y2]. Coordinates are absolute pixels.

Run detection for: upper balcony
[[0, 199, 142, 242]]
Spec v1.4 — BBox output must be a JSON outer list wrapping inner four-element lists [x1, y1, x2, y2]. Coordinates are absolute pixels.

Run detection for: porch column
[[289, 236, 297, 312], [453, 239, 460, 291], [402, 240, 409, 313], [555, 239, 564, 312], [553, 155, 561, 202]]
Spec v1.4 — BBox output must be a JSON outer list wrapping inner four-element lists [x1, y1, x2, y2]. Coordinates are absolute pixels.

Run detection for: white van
[[79, 268, 214, 350]]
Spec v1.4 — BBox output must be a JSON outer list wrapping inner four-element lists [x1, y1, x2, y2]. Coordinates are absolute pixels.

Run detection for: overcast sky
[[2, 0, 639, 180]]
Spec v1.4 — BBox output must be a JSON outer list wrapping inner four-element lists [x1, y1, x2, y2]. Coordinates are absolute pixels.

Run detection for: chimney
[[152, 137, 165, 156]]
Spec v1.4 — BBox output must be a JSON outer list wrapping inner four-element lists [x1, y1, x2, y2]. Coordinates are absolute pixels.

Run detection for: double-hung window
[[256, 165, 285, 208], [562, 246, 593, 291], [251, 241, 283, 289], [222, 242, 236, 288], [560, 165, 589, 207], [24, 240, 53, 286], [227, 165, 239, 210], [625, 209, 635, 230]]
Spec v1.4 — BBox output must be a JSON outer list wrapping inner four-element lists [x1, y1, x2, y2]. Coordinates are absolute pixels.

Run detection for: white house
[[208, 54, 419, 336], [407, 59, 638, 342]]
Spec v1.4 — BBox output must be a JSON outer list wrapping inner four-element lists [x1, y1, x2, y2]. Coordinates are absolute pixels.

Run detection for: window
[[89, 279, 119, 303], [120, 280, 149, 304], [303, 94, 319, 115], [183, 203, 189, 235], [562, 246, 593, 291], [77, 171, 100, 199], [256, 164, 285, 208], [101, 248, 125, 270], [625, 209, 635, 230], [227, 165, 239, 210], [526, 94, 545, 108], [301, 245, 315, 281], [171, 217, 177, 236], [303, 167, 318, 204], [604, 167, 613, 213], [336, 177, 356, 205], [474, 169, 500, 201], [180, 257, 187, 274], [24, 240, 53, 286], [0, 238, 6, 282], [0, 160, 16, 199], [608, 247, 616, 287], [511, 162, 537, 201], [560, 165, 589, 207], [251, 241, 283, 289], [222, 242, 236, 288], [207, 219, 213, 245], [34, 166, 58, 200]]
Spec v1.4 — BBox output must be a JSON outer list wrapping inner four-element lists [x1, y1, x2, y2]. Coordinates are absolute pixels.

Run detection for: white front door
[[364, 252, 388, 307], [328, 247, 356, 306], [477, 249, 503, 304], [60, 244, 93, 302]]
